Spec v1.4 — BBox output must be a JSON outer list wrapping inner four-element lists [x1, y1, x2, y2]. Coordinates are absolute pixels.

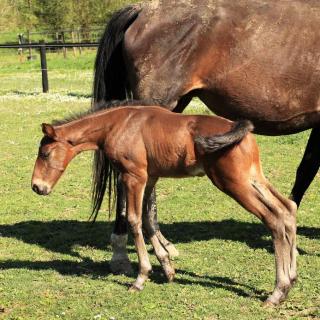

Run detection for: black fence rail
[[0, 42, 99, 49], [0, 41, 99, 93]]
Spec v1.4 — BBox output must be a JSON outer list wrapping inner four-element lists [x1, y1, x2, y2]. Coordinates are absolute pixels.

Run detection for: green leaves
[[0, 0, 138, 33]]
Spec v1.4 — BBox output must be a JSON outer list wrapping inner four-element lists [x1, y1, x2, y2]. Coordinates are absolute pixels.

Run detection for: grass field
[[0, 50, 319, 320]]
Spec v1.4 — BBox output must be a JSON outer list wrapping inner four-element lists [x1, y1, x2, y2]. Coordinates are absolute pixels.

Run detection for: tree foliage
[[0, 0, 137, 32]]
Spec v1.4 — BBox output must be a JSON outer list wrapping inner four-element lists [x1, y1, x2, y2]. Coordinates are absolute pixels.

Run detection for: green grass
[[0, 50, 95, 96], [0, 51, 320, 320]]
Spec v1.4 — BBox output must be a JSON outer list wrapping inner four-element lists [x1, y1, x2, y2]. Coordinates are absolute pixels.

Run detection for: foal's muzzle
[[32, 183, 50, 196]]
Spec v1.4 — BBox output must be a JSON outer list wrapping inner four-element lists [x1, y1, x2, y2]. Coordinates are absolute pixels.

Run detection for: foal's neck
[[55, 110, 116, 146]]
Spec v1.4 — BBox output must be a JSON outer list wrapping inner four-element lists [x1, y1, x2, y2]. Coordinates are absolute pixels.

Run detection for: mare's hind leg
[[142, 179, 175, 282], [110, 179, 133, 275], [223, 180, 297, 305], [290, 127, 320, 206]]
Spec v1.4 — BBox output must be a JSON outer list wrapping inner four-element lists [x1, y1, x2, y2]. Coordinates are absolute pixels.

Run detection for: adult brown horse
[[31, 102, 297, 306], [93, 0, 320, 274]]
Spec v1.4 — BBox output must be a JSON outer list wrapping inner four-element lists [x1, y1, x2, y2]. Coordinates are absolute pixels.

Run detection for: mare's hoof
[[110, 258, 133, 276]]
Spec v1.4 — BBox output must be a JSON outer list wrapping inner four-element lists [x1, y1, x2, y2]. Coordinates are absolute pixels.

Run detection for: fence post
[[77, 30, 82, 55], [18, 34, 24, 62], [27, 30, 32, 59], [39, 40, 49, 93], [61, 31, 67, 58], [71, 31, 76, 56]]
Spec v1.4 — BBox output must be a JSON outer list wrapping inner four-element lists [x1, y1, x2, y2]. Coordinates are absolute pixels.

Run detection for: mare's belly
[[199, 91, 320, 135]]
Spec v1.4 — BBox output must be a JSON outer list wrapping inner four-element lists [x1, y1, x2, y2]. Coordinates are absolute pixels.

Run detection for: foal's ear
[[42, 123, 56, 138]]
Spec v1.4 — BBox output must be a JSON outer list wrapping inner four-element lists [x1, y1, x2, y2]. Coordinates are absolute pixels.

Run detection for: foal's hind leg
[[267, 184, 298, 286], [207, 155, 297, 307], [142, 179, 175, 282], [223, 180, 297, 305]]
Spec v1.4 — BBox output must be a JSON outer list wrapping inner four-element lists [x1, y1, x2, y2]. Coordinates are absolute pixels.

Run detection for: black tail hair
[[195, 120, 254, 153], [91, 5, 141, 221]]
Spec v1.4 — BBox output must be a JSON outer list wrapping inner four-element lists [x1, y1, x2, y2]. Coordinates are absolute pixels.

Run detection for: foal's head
[[31, 124, 77, 195], [31, 123, 97, 195]]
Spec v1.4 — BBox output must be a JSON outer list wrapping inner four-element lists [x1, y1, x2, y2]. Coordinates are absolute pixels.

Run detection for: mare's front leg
[[122, 173, 152, 291], [110, 178, 133, 275]]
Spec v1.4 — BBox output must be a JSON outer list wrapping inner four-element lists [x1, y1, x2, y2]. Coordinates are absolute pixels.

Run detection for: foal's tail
[[195, 120, 254, 154], [91, 5, 141, 220]]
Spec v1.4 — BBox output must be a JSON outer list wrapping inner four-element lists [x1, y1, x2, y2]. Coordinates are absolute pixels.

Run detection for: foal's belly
[[186, 164, 206, 177], [148, 161, 205, 178]]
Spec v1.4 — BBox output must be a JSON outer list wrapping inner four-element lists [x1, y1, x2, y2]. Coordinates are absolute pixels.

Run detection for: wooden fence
[[0, 41, 99, 93]]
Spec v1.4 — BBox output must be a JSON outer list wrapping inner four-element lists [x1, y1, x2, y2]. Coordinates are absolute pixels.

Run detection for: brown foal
[[31, 102, 297, 306]]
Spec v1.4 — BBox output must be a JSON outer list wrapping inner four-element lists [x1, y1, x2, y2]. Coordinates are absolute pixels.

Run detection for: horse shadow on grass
[[0, 219, 319, 259], [0, 218, 319, 301]]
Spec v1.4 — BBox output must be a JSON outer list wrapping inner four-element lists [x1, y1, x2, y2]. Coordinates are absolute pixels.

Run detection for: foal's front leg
[[122, 173, 152, 291], [147, 188, 179, 258], [110, 181, 178, 275], [143, 179, 176, 282]]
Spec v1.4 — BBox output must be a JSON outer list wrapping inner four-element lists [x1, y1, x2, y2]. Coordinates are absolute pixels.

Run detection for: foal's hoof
[[110, 258, 133, 276], [161, 260, 175, 282], [128, 284, 143, 292], [166, 271, 175, 283], [263, 294, 285, 307], [165, 243, 179, 259], [262, 300, 277, 308], [290, 275, 298, 286]]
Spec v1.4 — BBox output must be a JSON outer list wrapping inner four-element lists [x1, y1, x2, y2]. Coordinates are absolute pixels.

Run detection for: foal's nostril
[[42, 186, 48, 195], [32, 184, 40, 194], [32, 183, 49, 195]]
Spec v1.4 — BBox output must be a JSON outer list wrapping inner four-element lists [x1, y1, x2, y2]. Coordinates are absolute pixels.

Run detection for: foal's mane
[[52, 99, 156, 126]]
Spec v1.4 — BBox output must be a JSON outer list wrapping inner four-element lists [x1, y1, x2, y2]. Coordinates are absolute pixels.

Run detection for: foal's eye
[[40, 151, 50, 159]]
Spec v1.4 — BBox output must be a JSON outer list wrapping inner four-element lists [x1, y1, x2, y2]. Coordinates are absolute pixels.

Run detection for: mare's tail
[[195, 120, 254, 153], [91, 5, 141, 221]]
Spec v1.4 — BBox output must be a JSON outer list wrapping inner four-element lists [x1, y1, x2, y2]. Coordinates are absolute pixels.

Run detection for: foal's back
[[109, 106, 244, 177]]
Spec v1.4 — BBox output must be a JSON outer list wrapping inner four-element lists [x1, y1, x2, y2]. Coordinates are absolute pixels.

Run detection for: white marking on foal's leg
[[109, 233, 133, 275]]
